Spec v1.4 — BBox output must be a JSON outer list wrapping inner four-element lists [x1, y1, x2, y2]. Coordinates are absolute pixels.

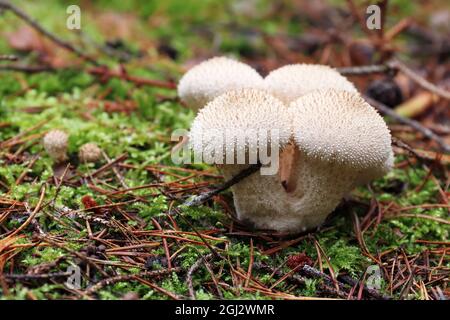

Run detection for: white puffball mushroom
[[290, 89, 393, 181], [184, 64, 392, 234], [78, 143, 102, 163], [284, 89, 394, 231], [263, 64, 357, 104], [189, 88, 293, 230], [189, 88, 292, 160], [178, 56, 264, 111], [43, 129, 69, 163]]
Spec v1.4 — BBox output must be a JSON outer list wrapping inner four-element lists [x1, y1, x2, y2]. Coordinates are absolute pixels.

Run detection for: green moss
[[1, 0, 447, 300]]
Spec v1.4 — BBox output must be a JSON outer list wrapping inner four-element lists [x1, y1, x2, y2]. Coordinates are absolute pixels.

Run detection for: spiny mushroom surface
[[78, 143, 102, 163], [188, 88, 393, 233], [189, 88, 294, 230], [284, 89, 394, 232], [43, 129, 69, 163], [189, 88, 292, 160], [178, 56, 263, 111], [184, 61, 393, 234], [263, 64, 357, 104], [290, 89, 393, 183]]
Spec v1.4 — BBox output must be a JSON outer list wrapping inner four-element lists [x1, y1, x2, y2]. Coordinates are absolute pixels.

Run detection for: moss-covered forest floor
[[0, 0, 448, 300]]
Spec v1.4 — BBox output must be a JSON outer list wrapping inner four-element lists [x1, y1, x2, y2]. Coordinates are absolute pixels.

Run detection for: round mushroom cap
[[264, 64, 357, 104], [79, 143, 102, 163], [289, 89, 393, 175], [43, 129, 68, 162], [178, 57, 264, 110], [189, 88, 291, 164]]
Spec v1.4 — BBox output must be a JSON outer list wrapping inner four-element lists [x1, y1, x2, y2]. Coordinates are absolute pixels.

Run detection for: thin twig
[[2, 184, 46, 240], [134, 276, 182, 300], [364, 96, 450, 153], [299, 264, 392, 300], [83, 268, 182, 295], [101, 151, 128, 189], [203, 259, 224, 299], [338, 274, 391, 300], [182, 163, 262, 207], [389, 59, 450, 100], [84, 153, 128, 179], [186, 253, 213, 300], [244, 238, 254, 288], [0, 0, 99, 65], [151, 218, 172, 271], [253, 262, 348, 299], [36, 234, 110, 278], [0, 64, 54, 73], [170, 207, 224, 260], [337, 64, 390, 75], [167, 163, 265, 262], [88, 67, 176, 89], [392, 137, 450, 164], [4, 272, 71, 281], [336, 59, 450, 100]]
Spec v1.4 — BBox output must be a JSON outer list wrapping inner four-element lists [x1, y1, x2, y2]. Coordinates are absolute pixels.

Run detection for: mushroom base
[[221, 155, 361, 234]]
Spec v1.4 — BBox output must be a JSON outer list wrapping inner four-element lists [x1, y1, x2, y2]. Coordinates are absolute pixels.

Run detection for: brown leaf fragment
[[279, 143, 299, 193]]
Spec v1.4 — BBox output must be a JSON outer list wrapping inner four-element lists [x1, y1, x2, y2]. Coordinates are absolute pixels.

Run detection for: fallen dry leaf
[[279, 142, 299, 193], [6, 25, 80, 67]]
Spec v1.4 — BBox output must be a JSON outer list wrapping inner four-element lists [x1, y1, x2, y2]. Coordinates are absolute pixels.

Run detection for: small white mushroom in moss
[[43, 129, 68, 163], [285, 89, 394, 232], [178, 56, 264, 111], [189, 88, 292, 230], [78, 143, 102, 163], [263, 64, 357, 104]]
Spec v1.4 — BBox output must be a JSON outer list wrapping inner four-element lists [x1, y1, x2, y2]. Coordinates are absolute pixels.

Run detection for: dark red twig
[[365, 96, 450, 153]]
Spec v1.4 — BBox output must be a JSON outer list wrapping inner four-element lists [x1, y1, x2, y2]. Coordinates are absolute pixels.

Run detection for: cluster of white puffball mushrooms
[[43, 130, 102, 164], [178, 56, 394, 234]]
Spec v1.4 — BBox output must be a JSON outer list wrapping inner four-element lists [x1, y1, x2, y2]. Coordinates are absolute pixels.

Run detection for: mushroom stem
[[187, 86, 393, 234], [227, 90, 394, 234], [220, 163, 290, 230], [284, 154, 357, 231], [221, 157, 356, 233]]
